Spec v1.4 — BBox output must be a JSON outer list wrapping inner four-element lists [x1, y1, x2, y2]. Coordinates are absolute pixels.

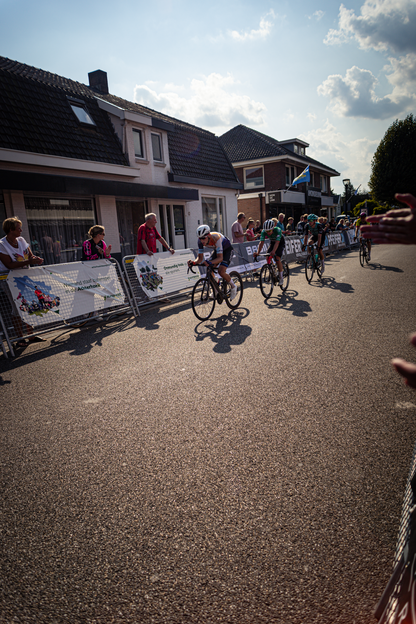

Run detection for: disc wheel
[[305, 255, 315, 283], [260, 263, 274, 299], [280, 262, 290, 292], [191, 278, 215, 321], [359, 245, 365, 267], [225, 271, 244, 310]]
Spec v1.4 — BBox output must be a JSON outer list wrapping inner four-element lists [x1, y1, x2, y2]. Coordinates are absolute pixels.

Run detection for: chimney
[[88, 70, 109, 95]]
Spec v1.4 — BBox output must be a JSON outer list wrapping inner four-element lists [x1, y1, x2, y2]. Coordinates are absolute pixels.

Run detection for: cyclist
[[253, 219, 285, 285], [355, 211, 371, 260], [188, 225, 238, 300], [302, 214, 325, 274]]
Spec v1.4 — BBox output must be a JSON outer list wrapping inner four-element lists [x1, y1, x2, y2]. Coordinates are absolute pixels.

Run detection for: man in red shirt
[[136, 213, 175, 256]]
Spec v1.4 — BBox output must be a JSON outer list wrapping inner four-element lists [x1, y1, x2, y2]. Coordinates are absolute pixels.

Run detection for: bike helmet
[[360, 211, 366, 218], [196, 224, 210, 238], [263, 219, 275, 231], [307, 214, 318, 222]]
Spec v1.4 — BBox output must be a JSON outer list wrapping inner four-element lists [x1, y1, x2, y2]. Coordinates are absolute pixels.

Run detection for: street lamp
[[342, 178, 351, 215]]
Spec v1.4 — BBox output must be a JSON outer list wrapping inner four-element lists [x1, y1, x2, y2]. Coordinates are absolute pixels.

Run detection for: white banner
[[6, 260, 124, 327], [133, 249, 199, 298]]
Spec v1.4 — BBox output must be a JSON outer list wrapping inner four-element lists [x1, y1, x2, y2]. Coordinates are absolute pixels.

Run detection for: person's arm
[[362, 193, 416, 244], [253, 239, 264, 260], [391, 334, 416, 389], [0, 246, 43, 270], [159, 236, 175, 254]]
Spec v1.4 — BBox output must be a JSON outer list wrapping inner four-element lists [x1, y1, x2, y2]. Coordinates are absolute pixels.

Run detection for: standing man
[[137, 213, 174, 256], [296, 214, 306, 236], [231, 213, 246, 244]]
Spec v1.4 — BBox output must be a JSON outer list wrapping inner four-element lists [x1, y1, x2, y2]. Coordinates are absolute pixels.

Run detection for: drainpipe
[[258, 193, 263, 223]]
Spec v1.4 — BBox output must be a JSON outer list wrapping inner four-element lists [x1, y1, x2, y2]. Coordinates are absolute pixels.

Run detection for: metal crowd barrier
[[0, 258, 136, 358]]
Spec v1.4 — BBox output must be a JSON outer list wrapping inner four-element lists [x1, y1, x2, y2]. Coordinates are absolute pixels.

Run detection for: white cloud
[[324, 0, 416, 54], [309, 10, 325, 21], [133, 73, 267, 133], [317, 64, 415, 119], [301, 121, 378, 192], [228, 9, 276, 42], [307, 112, 317, 122]]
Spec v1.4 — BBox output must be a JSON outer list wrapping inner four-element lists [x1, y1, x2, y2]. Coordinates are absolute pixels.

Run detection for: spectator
[[82, 225, 112, 261], [231, 212, 246, 244], [276, 213, 285, 235], [362, 193, 416, 245], [253, 220, 262, 236], [329, 218, 336, 231], [0, 217, 45, 347], [286, 217, 294, 234], [245, 218, 257, 241], [297, 215, 307, 236], [336, 218, 346, 231], [41, 231, 54, 265], [137, 213, 174, 255]]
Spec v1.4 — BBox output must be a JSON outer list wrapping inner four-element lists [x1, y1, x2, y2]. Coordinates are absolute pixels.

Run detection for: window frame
[[151, 132, 163, 162], [243, 165, 264, 190], [132, 128, 145, 159], [67, 96, 96, 127]]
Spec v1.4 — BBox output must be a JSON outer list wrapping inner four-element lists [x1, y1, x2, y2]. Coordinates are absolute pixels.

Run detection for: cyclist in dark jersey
[[303, 214, 325, 274], [253, 219, 285, 285], [355, 211, 371, 260]]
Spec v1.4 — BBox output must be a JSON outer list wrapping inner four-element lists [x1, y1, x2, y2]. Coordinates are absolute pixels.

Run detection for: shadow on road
[[308, 276, 355, 293], [194, 308, 251, 353], [263, 290, 312, 317], [368, 262, 404, 272]]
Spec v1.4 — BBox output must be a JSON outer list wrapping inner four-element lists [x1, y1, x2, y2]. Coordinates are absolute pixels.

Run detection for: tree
[[369, 114, 416, 206], [353, 199, 386, 217]]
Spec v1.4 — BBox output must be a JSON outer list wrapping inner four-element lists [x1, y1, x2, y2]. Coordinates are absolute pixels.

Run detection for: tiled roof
[[219, 124, 339, 175], [0, 56, 241, 186], [0, 58, 128, 166]]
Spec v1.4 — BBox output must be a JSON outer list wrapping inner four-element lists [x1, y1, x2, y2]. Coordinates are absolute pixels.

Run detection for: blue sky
[[1, 0, 415, 194]]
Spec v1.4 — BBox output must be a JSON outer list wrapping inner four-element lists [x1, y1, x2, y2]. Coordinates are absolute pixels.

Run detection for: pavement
[[1, 244, 416, 623]]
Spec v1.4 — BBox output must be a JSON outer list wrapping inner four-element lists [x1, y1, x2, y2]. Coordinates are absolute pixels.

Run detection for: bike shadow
[[368, 262, 404, 272], [263, 289, 312, 317], [194, 308, 252, 353], [310, 276, 355, 293]]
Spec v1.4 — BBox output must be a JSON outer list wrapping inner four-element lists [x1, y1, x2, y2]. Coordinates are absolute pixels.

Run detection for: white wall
[[184, 186, 239, 249]]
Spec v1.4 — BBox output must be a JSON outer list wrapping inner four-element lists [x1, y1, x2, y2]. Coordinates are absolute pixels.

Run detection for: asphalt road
[[1, 244, 416, 624]]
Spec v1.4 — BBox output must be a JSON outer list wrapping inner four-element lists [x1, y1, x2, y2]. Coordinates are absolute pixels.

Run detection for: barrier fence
[[0, 234, 356, 357]]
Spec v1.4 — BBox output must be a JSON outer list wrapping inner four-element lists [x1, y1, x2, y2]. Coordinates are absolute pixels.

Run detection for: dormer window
[[151, 133, 163, 162], [133, 128, 144, 158], [68, 97, 96, 126]]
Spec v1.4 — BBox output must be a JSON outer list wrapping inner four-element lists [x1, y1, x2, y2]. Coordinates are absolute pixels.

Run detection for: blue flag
[[291, 165, 310, 186]]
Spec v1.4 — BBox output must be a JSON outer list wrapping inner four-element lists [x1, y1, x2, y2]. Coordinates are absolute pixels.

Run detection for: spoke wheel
[[365, 246, 369, 264], [359, 245, 365, 267], [305, 255, 315, 283], [225, 271, 244, 310], [191, 278, 215, 321], [260, 263, 274, 299], [316, 258, 323, 279], [280, 262, 290, 292]]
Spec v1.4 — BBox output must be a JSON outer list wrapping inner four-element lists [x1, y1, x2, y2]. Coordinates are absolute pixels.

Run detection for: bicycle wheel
[[280, 261, 290, 292], [359, 244, 365, 267], [305, 255, 315, 283], [316, 258, 323, 279], [225, 271, 244, 309], [364, 244, 369, 264], [191, 278, 215, 320], [259, 263, 274, 299]]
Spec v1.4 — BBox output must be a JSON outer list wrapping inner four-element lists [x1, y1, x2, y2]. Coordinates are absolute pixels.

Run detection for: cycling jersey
[[304, 222, 323, 238], [355, 218, 368, 229], [198, 232, 232, 254], [259, 226, 282, 243]]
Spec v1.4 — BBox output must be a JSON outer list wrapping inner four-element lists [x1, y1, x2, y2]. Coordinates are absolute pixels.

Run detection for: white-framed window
[[133, 128, 144, 158], [244, 166, 264, 189], [320, 175, 328, 192], [300, 147, 305, 156], [151, 132, 163, 162], [202, 196, 224, 233], [285, 165, 296, 185]]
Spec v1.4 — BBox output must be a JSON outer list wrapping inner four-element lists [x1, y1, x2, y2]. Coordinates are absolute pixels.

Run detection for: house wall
[[184, 186, 239, 249]]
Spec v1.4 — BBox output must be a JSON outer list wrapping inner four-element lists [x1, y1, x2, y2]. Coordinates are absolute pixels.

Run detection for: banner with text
[[133, 249, 199, 298], [6, 260, 124, 327]]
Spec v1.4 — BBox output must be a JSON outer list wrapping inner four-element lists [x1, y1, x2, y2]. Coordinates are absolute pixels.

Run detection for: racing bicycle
[[188, 263, 244, 321], [359, 237, 370, 267], [304, 243, 323, 283], [255, 253, 289, 299]]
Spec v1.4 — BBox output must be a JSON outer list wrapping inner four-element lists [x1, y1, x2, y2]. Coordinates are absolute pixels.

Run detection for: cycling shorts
[[309, 234, 324, 250], [210, 245, 233, 267], [267, 237, 285, 258]]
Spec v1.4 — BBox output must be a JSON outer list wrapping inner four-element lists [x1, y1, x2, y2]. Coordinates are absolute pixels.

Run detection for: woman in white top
[[0, 217, 45, 347]]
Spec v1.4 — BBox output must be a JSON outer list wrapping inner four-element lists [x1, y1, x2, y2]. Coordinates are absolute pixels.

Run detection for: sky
[[1, 0, 415, 195]]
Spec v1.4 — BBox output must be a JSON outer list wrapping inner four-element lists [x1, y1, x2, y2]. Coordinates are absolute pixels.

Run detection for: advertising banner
[[133, 249, 199, 299], [6, 260, 124, 327]]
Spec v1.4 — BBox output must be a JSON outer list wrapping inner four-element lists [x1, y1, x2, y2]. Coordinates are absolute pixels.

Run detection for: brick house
[[219, 125, 340, 227], [0, 57, 242, 264]]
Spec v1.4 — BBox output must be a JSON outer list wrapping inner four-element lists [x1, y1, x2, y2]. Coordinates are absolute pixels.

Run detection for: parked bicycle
[[188, 263, 243, 321], [256, 253, 289, 299], [304, 243, 323, 283]]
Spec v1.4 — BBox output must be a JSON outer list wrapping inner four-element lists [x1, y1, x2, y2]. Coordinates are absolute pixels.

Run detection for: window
[[70, 104, 95, 126], [285, 166, 296, 185], [244, 166, 264, 189], [116, 200, 146, 257], [133, 129, 144, 158], [294, 145, 298, 154], [300, 147, 305, 156], [202, 197, 224, 232], [151, 133, 163, 162], [25, 197, 95, 264], [320, 175, 328, 192]]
